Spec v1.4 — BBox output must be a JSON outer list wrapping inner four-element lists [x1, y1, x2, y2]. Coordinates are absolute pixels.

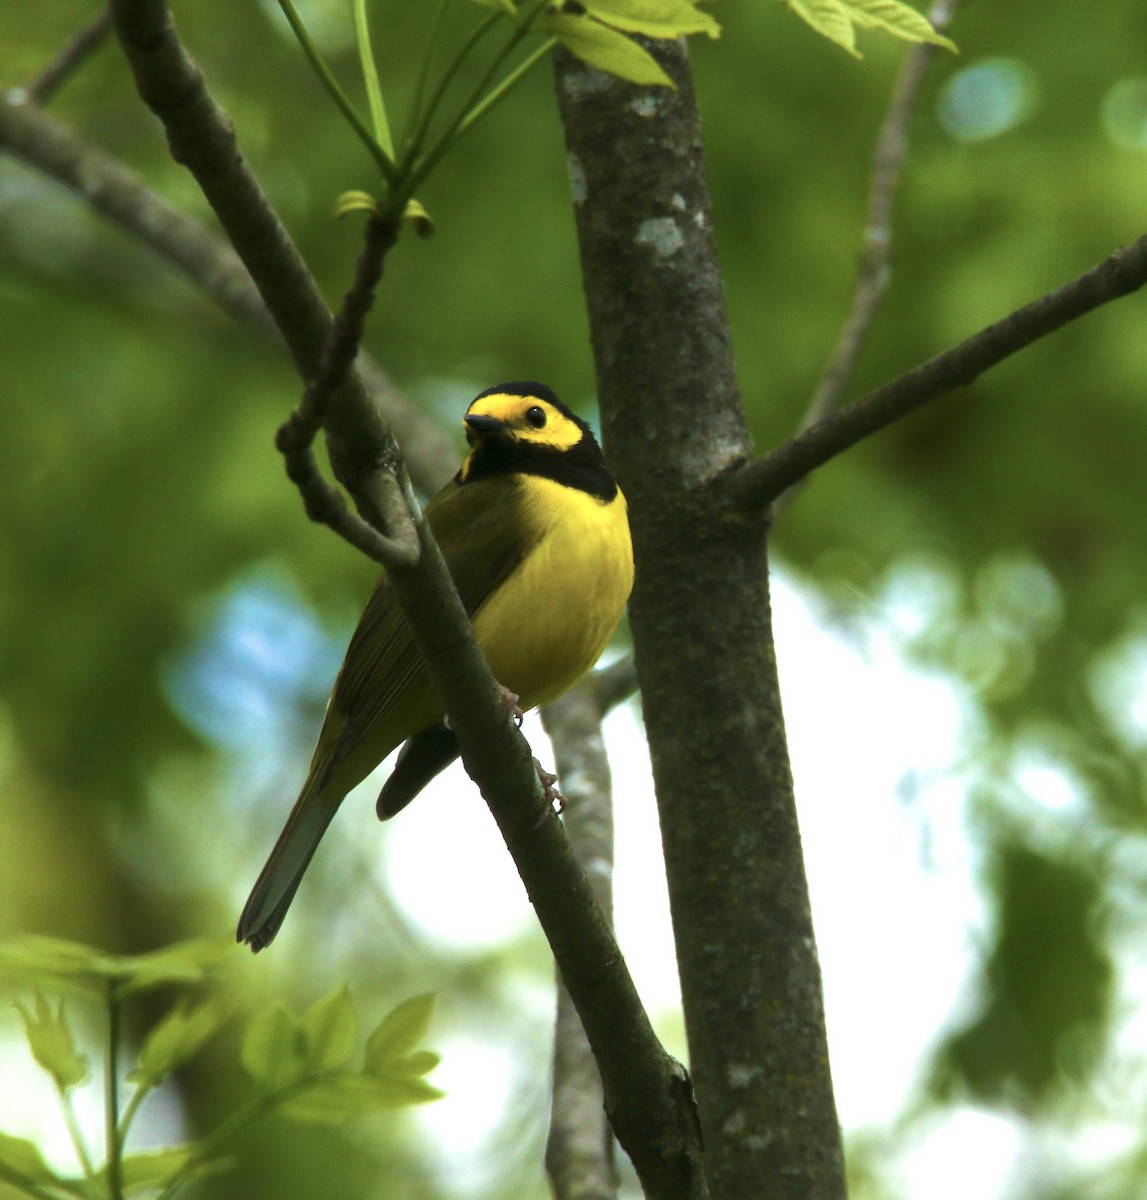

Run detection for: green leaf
[[783, 0, 858, 56], [127, 998, 231, 1088], [782, 0, 957, 57], [399, 1050, 442, 1077], [117, 939, 231, 996], [842, 0, 957, 50], [0, 936, 117, 997], [299, 987, 357, 1074], [468, 0, 517, 10], [335, 190, 381, 220], [0, 936, 229, 998], [281, 1073, 444, 1124], [15, 993, 89, 1090], [584, 0, 719, 39], [98, 1148, 232, 1195], [0, 1131, 55, 1184], [240, 1000, 308, 1090], [363, 994, 436, 1074], [543, 13, 675, 87]]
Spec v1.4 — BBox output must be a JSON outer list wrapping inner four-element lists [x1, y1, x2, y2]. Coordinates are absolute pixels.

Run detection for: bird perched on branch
[[238, 382, 634, 951]]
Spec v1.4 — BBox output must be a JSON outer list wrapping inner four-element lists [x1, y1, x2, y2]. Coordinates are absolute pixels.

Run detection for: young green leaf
[[127, 998, 231, 1088], [784, 0, 858, 55], [783, 0, 956, 57], [15, 993, 89, 1090], [0, 936, 117, 997], [117, 939, 231, 996], [542, 13, 675, 87], [585, 0, 720, 40], [843, 0, 956, 50], [0, 1131, 55, 1185], [240, 1000, 308, 1090], [363, 994, 436, 1073], [281, 1073, 444, 1124], [299, 986, 357, 1074]]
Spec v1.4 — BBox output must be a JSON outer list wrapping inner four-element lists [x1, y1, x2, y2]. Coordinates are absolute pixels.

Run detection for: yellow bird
[[238, 383, 634, 951]]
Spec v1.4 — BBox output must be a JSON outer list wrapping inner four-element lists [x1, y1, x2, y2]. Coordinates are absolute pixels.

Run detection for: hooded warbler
[[238, 382, 633, 951]]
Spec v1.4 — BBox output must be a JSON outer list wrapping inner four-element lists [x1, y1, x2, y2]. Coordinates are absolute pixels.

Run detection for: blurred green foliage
[[0, 937, 440, 1200], [3, 0, 1147, 1197]]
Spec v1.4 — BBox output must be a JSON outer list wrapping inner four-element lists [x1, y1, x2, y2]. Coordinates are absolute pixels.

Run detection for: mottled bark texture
[[555, 41, 847, 1200]]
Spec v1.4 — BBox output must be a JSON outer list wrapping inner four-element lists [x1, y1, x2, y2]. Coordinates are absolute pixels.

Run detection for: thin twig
[[777, 0, 963, 515], [20, 7, 113, 106], [276, 216, 420, 566], [731, 229, 1147, 507]]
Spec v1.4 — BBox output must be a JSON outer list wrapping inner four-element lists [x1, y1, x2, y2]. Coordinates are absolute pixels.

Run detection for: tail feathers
[[237, 782, 342, 953]]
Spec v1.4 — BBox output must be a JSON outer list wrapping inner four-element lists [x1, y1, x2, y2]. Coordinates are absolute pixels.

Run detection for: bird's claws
[[498, 684, 524, 728], [532, 757, 566, 828]]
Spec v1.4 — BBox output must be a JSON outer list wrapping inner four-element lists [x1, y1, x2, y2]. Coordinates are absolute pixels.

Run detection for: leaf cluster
[[0, 938, 441, 1200]]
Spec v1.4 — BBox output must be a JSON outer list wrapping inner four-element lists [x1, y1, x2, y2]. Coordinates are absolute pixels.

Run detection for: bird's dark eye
[[525, 405, 547, 429]]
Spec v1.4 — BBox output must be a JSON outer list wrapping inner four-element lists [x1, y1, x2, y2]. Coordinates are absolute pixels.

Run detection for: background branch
[[541, 687, 620, 1200], [19, 6, 113, 106], [735, 229, 1147, 507]]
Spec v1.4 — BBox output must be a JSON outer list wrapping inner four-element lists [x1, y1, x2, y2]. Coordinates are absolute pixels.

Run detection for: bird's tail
[[237, 771, 343, 952]]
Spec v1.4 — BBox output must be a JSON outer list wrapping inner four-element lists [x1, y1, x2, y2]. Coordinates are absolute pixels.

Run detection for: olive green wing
[[327, 475, 533, 744]]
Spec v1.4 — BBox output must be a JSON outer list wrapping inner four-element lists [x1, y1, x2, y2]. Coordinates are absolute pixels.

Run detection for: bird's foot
[[499, 684, 524, 728], [533, 757, 566, 823]]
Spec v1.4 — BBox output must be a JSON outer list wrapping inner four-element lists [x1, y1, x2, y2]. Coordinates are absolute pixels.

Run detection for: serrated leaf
[[784, 0, 858, 56], [585, 0, 719, 39], [0, 1131, 55, 1184], [363, 994, 436, 1074], [240, 1001, 308, 1090], [127, 999, 230, 1088], [842, 0, 957, 50], [299, 987, 357, 1073], [15, 993, 89, 1090], [543, 14, 675, 87], [281, 1073, 443, 1123]]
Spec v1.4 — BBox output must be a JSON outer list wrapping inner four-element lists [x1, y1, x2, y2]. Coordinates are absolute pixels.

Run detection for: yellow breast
[[473, 475, 634, 710]]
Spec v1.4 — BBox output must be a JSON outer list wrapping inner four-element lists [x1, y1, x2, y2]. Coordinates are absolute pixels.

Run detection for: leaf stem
[[403, 2, 552, 201], [275, 0, 399, 186], [401, 8, 503, 167], [53, 1084, 97, 1183], [104, 985, 123, 1200], [352, 0, 394, 157], [407, 0, 455, 139]]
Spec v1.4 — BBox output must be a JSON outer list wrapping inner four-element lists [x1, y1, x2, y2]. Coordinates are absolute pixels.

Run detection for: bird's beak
[[463, 413, 506, 442]]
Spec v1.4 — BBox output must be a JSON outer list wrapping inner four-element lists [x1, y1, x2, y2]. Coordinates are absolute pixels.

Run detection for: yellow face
[[463, 391, 585, 453]]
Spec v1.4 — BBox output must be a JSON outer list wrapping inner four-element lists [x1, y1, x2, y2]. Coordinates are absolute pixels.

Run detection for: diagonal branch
[[731, 229, 1147, 508], [108, 2, 698, 1192], [275, 214, 421, 566]]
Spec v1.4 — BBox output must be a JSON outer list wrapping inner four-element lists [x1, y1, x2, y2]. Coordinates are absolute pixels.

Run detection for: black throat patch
[[458, 431, 618, 501]]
